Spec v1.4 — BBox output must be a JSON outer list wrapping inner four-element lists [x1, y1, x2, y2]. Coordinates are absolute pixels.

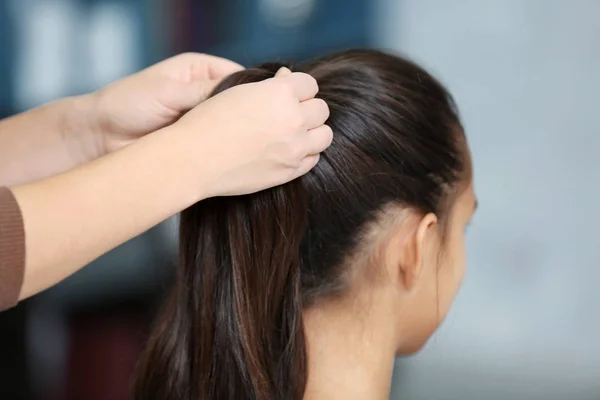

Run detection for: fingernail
[[275, 67, 292, 77]]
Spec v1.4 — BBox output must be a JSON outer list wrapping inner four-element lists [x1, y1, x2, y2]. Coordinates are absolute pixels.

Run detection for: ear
[[398, 213, 438, 290]]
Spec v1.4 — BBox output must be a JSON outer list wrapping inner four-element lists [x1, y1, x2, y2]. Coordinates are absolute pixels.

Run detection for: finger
[[150, 53, 244, 81], [299, 98, 330, 130], [169, 78, 222, 110], [276, 72, 319, 101], [202, 55, 245, 79], [275, 67, 292, 77], [304, 124, 333, 155], [291, 154, 320, 179]]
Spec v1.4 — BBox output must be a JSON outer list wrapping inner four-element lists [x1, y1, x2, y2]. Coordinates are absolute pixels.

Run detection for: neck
[[302, 302, 398, 400]]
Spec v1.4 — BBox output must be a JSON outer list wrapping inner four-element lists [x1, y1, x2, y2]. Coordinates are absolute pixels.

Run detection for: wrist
[[59, 94, 106, 162], [156, 121, 215, 205]]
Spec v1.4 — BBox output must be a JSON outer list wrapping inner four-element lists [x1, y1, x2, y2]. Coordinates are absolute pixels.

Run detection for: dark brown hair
[[134, 49, 466, 400]]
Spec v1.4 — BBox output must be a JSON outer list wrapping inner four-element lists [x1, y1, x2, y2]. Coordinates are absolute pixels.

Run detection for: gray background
[[378, 1, 600, 398]]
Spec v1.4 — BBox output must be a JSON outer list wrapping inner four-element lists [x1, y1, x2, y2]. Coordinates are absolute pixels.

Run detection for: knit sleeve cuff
[[0, 187, 25, 311]]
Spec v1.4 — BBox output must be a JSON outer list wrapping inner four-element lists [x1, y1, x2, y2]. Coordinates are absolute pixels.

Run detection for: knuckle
[[273, 79, 295, 98], [290, 112, 305, 130], [323, 125, 334, 142], [311, 78, 320, 94], [309, 78, 320, 96], [314, 153, 321, 163], [299, 72, 318, 89], [287, 142, 305, 162], [315, 98, 330, 118]]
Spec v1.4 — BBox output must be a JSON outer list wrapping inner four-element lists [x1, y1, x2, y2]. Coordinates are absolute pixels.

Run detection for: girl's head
[[135, 49, 476, 400]]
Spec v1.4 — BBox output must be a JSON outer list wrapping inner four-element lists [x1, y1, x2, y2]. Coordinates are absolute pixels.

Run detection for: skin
[[0, 53, 246, 186], [0, 54, 332, 301], [303, 172, 477, 399]]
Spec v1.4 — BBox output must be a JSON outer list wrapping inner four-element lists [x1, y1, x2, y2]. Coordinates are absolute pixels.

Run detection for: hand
[[173, 68, 332, 197], [90, 53, 243, 154]]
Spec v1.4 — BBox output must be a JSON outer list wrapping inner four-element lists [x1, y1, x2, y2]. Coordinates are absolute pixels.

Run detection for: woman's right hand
[[171, 67, 332, 198]]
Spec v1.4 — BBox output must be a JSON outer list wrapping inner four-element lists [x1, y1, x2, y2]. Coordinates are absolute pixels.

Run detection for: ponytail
[[135, 65, 311, 400]]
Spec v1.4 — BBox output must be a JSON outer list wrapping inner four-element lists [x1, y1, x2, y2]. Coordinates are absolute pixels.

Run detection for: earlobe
[[401, 213, 438, 290]]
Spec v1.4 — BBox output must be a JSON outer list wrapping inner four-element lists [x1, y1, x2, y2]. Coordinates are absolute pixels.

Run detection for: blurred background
[[0, 0, 599, 399]]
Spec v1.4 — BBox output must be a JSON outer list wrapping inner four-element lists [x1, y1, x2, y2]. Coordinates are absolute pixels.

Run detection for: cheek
[[437, 233, 467, 319]]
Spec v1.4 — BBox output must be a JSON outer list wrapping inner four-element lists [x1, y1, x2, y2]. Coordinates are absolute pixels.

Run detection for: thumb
[[171, 78, 222, 110], [275, 67, 292, 78], [195, 78, 222, 102]]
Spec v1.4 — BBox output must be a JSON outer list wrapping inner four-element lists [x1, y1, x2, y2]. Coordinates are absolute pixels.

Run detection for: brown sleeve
[[0, 187, 25, 311]]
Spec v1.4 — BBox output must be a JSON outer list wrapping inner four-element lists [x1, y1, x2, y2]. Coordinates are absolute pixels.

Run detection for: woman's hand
[[0, 53, 243, 186], [169, 67, 332, 198], [90, 53, 244, 154]]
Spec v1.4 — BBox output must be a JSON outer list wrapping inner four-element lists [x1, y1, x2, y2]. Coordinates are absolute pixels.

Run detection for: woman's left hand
[[90, 53, 244, 154]]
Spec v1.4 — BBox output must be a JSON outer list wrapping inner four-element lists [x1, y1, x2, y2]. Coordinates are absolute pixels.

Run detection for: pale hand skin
[[6, 55, 332, 301], [0, 53, 243, 186], [176, 67, 333, 197], [92, 53, 245, 154]]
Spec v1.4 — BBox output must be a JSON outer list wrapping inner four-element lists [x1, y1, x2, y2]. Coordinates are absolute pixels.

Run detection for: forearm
[[11, 124, 202, 300], [0, 95, 101, 186]]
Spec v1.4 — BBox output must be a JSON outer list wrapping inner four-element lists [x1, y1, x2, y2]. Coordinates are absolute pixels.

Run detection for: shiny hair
[[134, 49, 466, 400]]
